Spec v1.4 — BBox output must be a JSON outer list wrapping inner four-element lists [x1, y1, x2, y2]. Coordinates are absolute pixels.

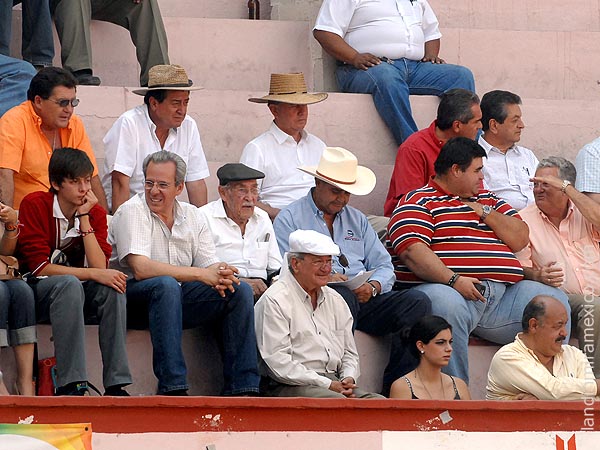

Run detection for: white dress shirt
[[254, 271, 360, 387], [240, 122, 325, 209], [102, 104, 210, 210], [314, 0, 442, 60], [479, 135, 539, 210], [199, 199, 282, 279], [109, 193, 218, 277]]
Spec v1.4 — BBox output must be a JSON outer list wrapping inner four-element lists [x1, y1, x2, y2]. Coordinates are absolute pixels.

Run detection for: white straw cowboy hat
[[248, 73, 328, 105], [299, 147, 376, 196], [132, 64, 203, 95]]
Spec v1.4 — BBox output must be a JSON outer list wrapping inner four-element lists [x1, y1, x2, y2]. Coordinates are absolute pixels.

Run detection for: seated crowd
[[0, 0, 598, 401]]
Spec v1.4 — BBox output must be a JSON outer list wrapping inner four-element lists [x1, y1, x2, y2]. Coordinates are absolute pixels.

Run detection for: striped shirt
[[388, 180, 524, 285]]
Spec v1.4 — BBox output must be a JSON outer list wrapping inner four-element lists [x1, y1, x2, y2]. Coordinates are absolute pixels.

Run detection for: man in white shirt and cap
[[199, 163, 282, 300], [255, 229, 384, 398]]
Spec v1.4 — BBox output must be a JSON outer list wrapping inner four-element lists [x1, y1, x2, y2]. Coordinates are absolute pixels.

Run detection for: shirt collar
[[306, 187, 346, 217], [283, 269, 327, 308], [52, 194, 80, 238], [536, 200, 575, 223], [515, 332, 565, 360], [142, 104, 179, 136], [479, 135, 518, 155], [139, 192, 187, 227], [270, 121, 307, 144]]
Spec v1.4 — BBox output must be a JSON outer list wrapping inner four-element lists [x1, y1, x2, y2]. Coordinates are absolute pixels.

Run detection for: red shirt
[[388, 179, 525, 285], [384, 121, 444, 217]]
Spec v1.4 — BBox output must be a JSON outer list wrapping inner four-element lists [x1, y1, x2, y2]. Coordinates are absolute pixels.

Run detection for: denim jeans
[[0, 279, 36, 347], [332, 285, 431, 396], [0, 0, 54, 66], [127, 276, 260, 395], [413, 280, 571, 382], [336, 58, 475, 145], [0, 54, 35, 116]]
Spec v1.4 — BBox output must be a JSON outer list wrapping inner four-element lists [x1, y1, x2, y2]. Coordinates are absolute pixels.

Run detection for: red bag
[[37, 357, 57, 396]]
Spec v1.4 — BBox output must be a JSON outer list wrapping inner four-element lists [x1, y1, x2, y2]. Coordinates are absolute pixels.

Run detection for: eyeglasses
[[49, 98, 80, 108], [335, 253, 350, 274], [308, 257, 333, 270], [144, 180, 173, 191], [228, 186, 259, 197]]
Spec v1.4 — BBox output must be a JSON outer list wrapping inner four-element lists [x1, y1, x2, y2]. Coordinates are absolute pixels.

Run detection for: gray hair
[[537, 157, 576, 185], [142, 151, 187, 185], [287, 252, 305, 272]]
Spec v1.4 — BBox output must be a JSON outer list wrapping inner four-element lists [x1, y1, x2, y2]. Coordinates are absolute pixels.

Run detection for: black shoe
[[55, 381, 89, 396], [72, 70, 101, 86], [161, 389, 188, 396], [104, 385, 130, 396]]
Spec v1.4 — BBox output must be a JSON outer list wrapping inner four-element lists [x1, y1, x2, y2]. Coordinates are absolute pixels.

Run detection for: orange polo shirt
[[0, 101, 98, 209]]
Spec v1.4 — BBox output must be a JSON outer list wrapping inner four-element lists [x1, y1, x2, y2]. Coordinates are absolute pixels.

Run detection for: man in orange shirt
[[0, 67, 107, 210], [517, 156, 600, 377]]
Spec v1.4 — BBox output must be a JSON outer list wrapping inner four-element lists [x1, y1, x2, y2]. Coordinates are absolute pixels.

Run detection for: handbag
[[0, 255, 21, 280], [37, 356, 57, 396]]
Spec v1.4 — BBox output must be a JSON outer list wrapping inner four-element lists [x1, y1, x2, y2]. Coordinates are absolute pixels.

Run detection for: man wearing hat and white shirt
[[255, 229, 384, 398], [199, 163, 282, 300], [241, 72, 328, 221], [102, 64, 209, 213], [274, 147, 431, 396]]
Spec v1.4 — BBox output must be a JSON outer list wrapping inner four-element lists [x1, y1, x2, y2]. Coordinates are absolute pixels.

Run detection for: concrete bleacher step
[[156, 0, 257, 20], [0, 326, 497, 399], [74, 86, 599, 215], [429, 0, 600, 32], [9, 15, 312, 90]]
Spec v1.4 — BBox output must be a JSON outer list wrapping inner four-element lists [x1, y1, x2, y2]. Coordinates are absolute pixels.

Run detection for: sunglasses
[[49, 98, 80, 108]]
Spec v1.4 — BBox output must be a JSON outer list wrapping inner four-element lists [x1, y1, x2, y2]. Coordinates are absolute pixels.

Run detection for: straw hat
[[298, 147, 376, 196], [132, 64, 203, 95], [248, 73, 328, 105]]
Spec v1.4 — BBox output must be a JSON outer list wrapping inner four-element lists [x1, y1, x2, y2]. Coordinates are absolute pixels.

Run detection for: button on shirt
[[109, 193, 218, 276], [102, 104, 210, 210], [199, 199, 282, 279], [240, 122, 325, 209], [255, 270, 359, 387], [314, 0, 442, 61], [274, 189, 396, 293], [486, 334, 597, 400], [517, 202, 600, 295], [479, 136, 538, 211]]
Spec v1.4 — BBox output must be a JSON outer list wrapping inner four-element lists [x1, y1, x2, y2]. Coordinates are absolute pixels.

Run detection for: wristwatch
[[367, 281, 378, 297], [480, 205, 492, 220], [561, 180, 572, 193]]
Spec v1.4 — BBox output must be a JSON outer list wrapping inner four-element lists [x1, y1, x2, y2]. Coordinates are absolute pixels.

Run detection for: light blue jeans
[[0, 54, 35, 116], [413, 280, 571, 383], [336, 58, 475, 145]]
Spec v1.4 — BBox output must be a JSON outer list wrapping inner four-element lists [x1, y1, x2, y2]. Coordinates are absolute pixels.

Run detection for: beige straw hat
[[298, 147, 376, 196], [248, 73, 328, 105], [132, 64, 203, 95]]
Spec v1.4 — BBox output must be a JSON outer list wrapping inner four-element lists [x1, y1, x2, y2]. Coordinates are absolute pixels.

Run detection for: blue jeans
[[127, 276, 260, 395], [413, 280, 571, 382], [0, 54, 35, 116], [0, 0, 55, 66], [336, 58, 475, 145], [0, 279, 36, 347], [332, 285, 431, 396]]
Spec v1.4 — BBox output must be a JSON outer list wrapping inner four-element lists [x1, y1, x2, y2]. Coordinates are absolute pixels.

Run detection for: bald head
[[522, 296, 567, 332]]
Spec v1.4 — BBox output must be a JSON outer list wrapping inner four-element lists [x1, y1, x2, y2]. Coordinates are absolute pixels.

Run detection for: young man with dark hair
[[0, 67, 107, 210], [17, 147, 131, 396]]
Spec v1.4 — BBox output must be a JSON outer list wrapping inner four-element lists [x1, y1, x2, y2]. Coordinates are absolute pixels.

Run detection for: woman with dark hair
[[390, 315, 470, 400]]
